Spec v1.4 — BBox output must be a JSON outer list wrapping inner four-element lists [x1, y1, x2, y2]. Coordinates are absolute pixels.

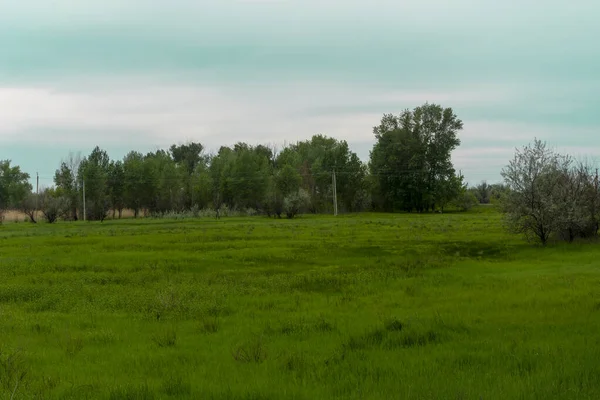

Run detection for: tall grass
[[0, 208, 599, 398]]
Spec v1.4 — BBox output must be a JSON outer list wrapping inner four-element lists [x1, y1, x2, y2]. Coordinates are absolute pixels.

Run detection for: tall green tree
[[190, 161, 213, 210], [145, 150, 185, 213], [208, 143, 272, 212], [123, 151, 152, 217], [276, 135, 367, 213], [370, 103, 463, 212], [170, 142, 206, 208], [78, 146, 111, 221], [0, 160, 32, 221], [54, 152, 82, 220], [208, 147, 233, 217], [170, 142, 204, 176], [107, 160, 125, 218]]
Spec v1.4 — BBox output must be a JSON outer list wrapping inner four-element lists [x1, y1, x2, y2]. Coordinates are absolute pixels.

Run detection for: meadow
[[1, 207, 600, 399]]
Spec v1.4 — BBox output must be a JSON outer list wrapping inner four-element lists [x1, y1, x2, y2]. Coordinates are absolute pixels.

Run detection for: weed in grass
[[257, 300, 276, 311], [152, 328, 177, 348], [314, 316, 336, 333], [30, 323, 52, 334], [109, 383, 155, 400], [34, 375, 61, 399], [344, 328, 386, 351], [87, 329, 119, 345], [232, 337, 268, 364], [199, 317, 220, 334], [206, 298, 232, 318], [61, 335, 84, 358], [161, 375, 191, 397], [383, 317, 404, 332], [281, 352, 312, 377], [0, 348, 28, 393], [278, 318, 308, 336], [396, 329, 440, 349], [60, 383, 98, 400]]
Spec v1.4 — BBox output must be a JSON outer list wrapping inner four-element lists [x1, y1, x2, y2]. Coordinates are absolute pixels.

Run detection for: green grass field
[[1, 207, 600, 399]]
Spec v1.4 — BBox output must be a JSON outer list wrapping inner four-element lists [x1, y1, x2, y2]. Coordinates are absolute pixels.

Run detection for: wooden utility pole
[[332, 170, 338, 216], [36, 172, 39, 215], [83, 179, 86, 221]]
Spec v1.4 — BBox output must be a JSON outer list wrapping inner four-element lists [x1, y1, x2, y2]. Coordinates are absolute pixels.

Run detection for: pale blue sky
[[1, 0, 598, 186]]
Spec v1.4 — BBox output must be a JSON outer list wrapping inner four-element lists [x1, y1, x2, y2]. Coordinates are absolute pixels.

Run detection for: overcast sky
[[1, 0, 598, 186]]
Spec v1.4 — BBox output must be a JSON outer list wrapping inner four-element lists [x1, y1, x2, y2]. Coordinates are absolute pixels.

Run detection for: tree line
[[5, 103, 597, 245], [1, 103, 475, 223]]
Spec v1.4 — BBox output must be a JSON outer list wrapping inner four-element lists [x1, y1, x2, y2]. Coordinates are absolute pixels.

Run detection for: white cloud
[[2, 78, 598, 185], [0, 79, 513, 150], [453, 122, 600, 184]]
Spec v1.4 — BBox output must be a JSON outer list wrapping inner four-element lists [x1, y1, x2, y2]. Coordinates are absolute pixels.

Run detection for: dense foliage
[[0, 103, 475, 222], [0, 160, 32, 222], [369, 103, 464, 212], [4, 104, 598, 243]]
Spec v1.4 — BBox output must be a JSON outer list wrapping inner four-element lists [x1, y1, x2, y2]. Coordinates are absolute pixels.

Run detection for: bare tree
[[562, 161, 600, 240], [500, 139, 570, 245], [39, 188, 67, 224], [19, 193, 38, 223], [283, 188, 311, 219]]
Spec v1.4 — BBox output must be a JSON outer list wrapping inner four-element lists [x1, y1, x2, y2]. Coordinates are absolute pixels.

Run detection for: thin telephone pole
[[332, 169, 338, 216], [82, 179, 86, 221], [36, 172, 39, 214]]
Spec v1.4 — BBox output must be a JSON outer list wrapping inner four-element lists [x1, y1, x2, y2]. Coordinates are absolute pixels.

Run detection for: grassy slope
[[1, 208, 599, 399]]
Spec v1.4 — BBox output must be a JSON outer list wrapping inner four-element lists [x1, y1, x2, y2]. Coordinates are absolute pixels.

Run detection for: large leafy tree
[[208, 146, 234, 217], [170, 142, 206, 208], [277, 135, 368, 213], [123, 151, 151, 217], [0, 160, 32, 221], [370, 103, 463, 212], [107, 160, 125, 218], [145, 150, 186, 213], [78, 146, 111, 221], [54, 152, 82, 220], [208, 143, 272, 212], [170, 142, 204, 176]]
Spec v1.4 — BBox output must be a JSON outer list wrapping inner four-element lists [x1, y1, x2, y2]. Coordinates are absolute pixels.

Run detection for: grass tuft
[[61, 335, 84, 358], [232, 337, 268, 364], [109, 383, 155, 400], [161, 375, 191, 397], [152, 328, 177, 348]]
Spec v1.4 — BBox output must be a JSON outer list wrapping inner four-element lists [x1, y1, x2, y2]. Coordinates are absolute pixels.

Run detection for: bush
[[452, 191, 479, 212], [152, 206, 258, 220], [500, 139, 600, 245], [283, 189, 311, 219], [33, 188, 69, 224]]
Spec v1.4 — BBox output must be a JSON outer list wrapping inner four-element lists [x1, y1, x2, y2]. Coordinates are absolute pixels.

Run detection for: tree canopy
[[3, 103, 475, 222], [0, 160, 32, 219], [369, 103, 463, 212]]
